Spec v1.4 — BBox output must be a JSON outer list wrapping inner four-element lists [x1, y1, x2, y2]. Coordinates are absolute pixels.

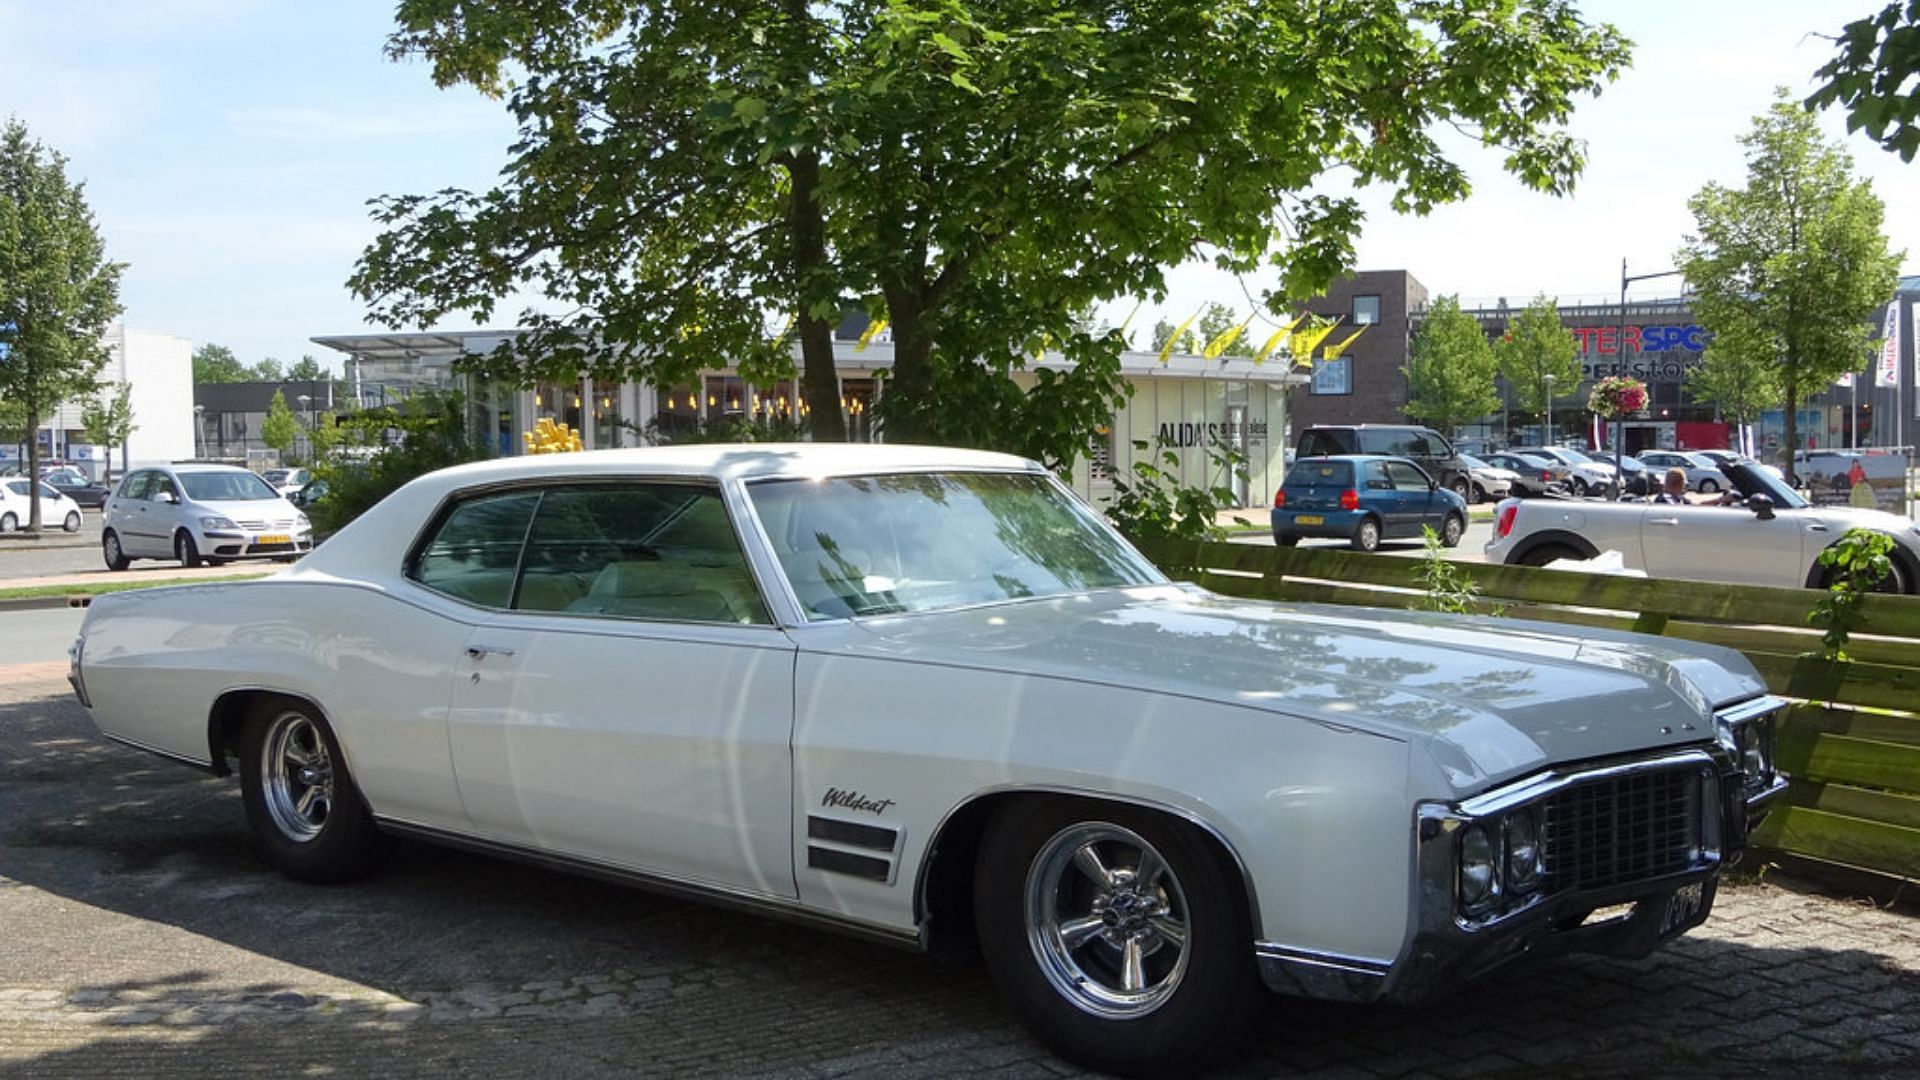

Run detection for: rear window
[[1284, 460, 1353, 488], [1296, 430, 1351, 457]]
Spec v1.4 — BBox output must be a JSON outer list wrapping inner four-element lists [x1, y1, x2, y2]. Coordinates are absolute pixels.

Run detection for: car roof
[[160, 462, 260, 474], [420, 443, 1042, 487]]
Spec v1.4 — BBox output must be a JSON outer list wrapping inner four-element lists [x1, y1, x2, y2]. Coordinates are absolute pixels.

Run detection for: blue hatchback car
[[1271, 454, 1468, 552]]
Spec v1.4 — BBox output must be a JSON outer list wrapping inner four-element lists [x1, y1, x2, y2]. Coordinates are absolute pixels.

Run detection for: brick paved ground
[[4, 671, 1918, 1079]]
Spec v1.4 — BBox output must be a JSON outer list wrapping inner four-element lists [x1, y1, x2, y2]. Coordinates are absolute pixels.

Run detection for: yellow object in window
[[522, 416, 584, 454]]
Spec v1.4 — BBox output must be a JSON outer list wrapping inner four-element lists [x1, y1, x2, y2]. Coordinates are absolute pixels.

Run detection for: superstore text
[[1569, 325, 1709, 354]]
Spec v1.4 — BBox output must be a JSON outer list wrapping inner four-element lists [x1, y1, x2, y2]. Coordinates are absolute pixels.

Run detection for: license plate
[[1295, 515, 1324, 526], [1659, 882, 1705, 933], [257, 534, 291, 545]]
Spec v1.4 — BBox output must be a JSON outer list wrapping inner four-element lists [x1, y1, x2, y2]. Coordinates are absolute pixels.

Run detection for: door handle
[[465, 644, 517, 659], [1806, 523, 1829, 533], [1649, 517, 1679, 526]]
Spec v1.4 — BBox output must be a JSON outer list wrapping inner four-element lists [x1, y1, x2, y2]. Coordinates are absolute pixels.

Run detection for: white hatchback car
[[102, 463, 312, 569], [0, 477, 84, 533]]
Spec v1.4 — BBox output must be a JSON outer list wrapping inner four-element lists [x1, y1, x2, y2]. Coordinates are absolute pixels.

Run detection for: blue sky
[[3, 1, 1913, 372]]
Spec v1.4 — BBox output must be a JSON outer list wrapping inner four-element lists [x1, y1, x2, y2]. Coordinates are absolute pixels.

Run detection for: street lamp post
[[193, 404, 205, 459], [1618, 258, 1686, 497], [296, 394, 312, 460], [1542, 373, 1557, 447]]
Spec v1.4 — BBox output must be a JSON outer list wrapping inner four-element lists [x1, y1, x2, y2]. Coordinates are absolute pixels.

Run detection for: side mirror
[[1746, 493, 1775, 520], [157, 491, 178, 505]]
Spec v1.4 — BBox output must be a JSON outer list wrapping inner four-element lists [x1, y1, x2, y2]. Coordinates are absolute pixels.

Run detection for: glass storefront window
[[591, 379, 622, 449]]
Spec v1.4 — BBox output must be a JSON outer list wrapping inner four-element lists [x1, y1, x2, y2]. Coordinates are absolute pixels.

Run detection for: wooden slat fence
[[1131, 537, 1920, 884]]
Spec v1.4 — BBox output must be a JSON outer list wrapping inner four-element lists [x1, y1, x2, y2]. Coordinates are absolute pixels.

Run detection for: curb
[[0, 594, 91, 612]]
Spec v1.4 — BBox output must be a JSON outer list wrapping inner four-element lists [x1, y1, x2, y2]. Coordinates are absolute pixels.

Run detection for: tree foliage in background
[[261, 388, 299, 457], [80, 382, 137, 481], [1685, 318, 1782, 430], [1105, 439, 1248, 543], [1149, 318, 1192, 356], [1808, 1, 1920, 162], [1196, 303, 1256, 358], [308, 389, 489, 535], [354, 0, 1629, 471], [1677, 92, 1901, 474], [287, 355, 328, 382], [192, 343, 248, 384], [1404, 295, 1498, 437], [1493, 294, 1579, 423], [0, 120, 123, 530]]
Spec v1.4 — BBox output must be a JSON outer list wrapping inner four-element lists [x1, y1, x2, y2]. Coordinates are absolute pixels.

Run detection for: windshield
[[179, 471, 282, 502], [1459, 454, 1488, 470], [262, 469, 290, 484], [1552, 447, 1596, 464], [748, 471, 1164, 620], [1727, 462, 1809, 509]]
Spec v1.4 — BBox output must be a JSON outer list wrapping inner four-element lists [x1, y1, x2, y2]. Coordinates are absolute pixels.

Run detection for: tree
[[1149, 318, 1191, 356], [261, 389, 299, 459], [253, 357, 284, 381], [1493, 294, 1579, 428], [193, 343, 249, 384], [0, 120, 123, 530], [1404, 296, 1499, 437], [1808, 1, 1920, 162], [287, 355, 328, 382], [354, 1, 1630, 469], [1195, 303, 1256, 358], [1677, 91, 1901, 472], [80, 382, 137, 482], [1685, 320, 1782, 440]]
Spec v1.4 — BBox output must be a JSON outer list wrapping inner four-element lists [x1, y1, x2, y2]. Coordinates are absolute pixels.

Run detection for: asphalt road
[[5, 666, 1920, 1079], [0, 510, 108, 580]]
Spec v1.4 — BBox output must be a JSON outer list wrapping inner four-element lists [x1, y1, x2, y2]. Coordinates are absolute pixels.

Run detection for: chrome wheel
[[261, 710, 333, 842], [1024, 822, 1190, 1020]]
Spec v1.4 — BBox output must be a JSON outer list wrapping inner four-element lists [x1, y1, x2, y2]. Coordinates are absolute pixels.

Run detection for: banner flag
[[1875, 301, 1899, 388]]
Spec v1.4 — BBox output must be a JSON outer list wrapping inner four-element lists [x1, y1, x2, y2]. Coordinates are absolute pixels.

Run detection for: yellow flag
[[855, 317, 889, 352], [1204, 314, 1256, 359], [1288, 317, 1342, 367], [1157, 306, 1204, 365], [1322, 326, 1367, 359], [1115, 299, 1144, 333], [1251, 313, 1306, 365]]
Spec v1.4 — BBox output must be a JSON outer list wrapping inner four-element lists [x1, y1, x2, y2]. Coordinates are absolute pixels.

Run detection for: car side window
[[409, 490, 543, 608], [1357, 430, 1398, 454], [515, 483, 770, 625], [1387, 462, 1432, 492], [1403, 434, 1436, 457], [124, 472, 155, 500], [1298, 431, 1343, 457], [1363, 462, 1393, 490]]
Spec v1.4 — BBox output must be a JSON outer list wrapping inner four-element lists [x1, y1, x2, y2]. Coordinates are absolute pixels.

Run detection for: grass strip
[[0, 573, 274, 602]]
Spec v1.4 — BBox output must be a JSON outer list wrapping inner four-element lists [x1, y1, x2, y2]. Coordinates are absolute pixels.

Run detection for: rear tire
[[1351, 516, 1382, 552], [973, 798, 1258, 1076], [175, 530, 202, 568], [0, 512, 15, 533], [1274, 533, 1300, 548], [1699, 478, 1720, 494], [1518, 543, 1583, 568], [102, 530, 130, 571], [1448, 477, 1470, 501], [238, 698, 389, 882]]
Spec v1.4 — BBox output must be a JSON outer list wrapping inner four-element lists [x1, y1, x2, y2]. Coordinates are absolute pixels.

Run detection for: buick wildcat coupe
[[71, 444, 1785, 1074]]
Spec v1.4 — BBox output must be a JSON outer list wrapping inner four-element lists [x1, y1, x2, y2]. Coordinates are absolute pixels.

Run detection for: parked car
[[1614, 453, 1656, 498], [1485, 460, 1920, 593], [102, 463, 313, 570], [1456, 453, 1515, 503], [1509, 446, 1617, 496], [1272, 455, 1468, 551], [70, 444, 1786, 1075], [288, 477, 330, 509], [0, 478, 84, 533], [1696, 449, 1786, 483], [1637, 450, 1728, 494], [261, 467, 314, 497], [1480, 451, 1571, 497], [41, 467, 112, 509], [1295, 425, 1473, 501]]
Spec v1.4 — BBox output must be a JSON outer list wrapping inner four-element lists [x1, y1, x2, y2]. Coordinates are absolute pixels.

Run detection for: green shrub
[[308, 389, 490, 536]]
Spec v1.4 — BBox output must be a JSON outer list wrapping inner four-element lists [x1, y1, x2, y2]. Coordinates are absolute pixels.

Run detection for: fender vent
[[806, 814, 902, 885]]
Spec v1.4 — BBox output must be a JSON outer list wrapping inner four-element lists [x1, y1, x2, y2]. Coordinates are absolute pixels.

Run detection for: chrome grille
[[235, 519, 295, 530], [1540, 765, 1703, 891]]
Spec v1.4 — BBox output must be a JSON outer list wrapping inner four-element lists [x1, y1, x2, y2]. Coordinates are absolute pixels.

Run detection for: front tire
[[1699, 478, 1720, 494], [974, 799, 1258, 1076], [238, 699, 389, 882], [1351, 516, 1382, 552], [102, 530, 130, 571], [63, 510, 81, 533], [1440, 512, 1465, 548], [174, 530, 202, 568]]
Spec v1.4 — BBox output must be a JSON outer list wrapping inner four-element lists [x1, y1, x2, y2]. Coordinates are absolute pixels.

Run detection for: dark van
[[1295, 425, 1472, 499]]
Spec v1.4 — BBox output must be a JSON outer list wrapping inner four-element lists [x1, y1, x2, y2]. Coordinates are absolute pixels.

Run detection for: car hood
[[195, 497, 299, 520], [814, 585, 1764, 794]]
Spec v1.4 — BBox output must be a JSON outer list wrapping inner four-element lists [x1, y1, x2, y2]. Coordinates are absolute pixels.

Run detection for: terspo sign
[[1569, 325, 1709, 354]]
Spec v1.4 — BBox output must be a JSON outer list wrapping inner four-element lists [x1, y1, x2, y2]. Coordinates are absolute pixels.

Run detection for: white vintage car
[[1486, 459, 1920, 594], [70, 444, 1786, 1074]]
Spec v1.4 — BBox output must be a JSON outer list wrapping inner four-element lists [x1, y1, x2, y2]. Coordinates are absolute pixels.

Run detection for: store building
[[2, 324, 194, 479], [191, 379, 341, 465], [311, 328, 1306, 507]]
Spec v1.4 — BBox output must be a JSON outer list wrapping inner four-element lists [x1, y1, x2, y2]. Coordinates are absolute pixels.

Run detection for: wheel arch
[[1506, 529, 1601, 565], [1804, 536, 1920, 594], [913, 786, 1263, 960], [207, 687, 334, 779]]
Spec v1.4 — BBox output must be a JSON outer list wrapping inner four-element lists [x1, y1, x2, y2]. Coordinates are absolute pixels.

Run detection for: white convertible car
[[71, 444, 1786, 1073], [1486, 459, 1920, 594]]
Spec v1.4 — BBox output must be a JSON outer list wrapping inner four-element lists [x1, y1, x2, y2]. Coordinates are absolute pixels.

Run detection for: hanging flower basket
[[1587, 375, 1648, 419]]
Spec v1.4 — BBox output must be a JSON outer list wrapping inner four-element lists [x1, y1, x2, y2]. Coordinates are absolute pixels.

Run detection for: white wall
[[105, 325, 195, 466]]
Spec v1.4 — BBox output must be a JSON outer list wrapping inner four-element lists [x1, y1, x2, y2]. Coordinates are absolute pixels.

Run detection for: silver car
[[1637, 450, 1727, 493], [102, 463, 312, 569]]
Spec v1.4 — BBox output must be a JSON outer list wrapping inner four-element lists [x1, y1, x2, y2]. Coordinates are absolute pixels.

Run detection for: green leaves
[[1807, 1, 1920, 162], [1808, 527, 1897, 660], [1405, 295, 1499, 436], [1493, 294, 1580, 418], [261, 389, 300, 455]]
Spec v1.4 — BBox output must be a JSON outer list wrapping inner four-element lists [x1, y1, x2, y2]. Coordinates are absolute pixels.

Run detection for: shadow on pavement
[[3, 684, 1916, 1079]]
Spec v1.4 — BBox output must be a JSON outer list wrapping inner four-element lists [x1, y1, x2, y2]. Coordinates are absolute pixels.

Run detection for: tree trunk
[[1780, 384, 1798, 480], [24, 405, 42, 531], [884, 298, 933, 445], [785, 150, 846, 443]]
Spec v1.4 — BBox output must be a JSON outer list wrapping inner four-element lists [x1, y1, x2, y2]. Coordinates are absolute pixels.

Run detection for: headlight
[[294, 514, 310, 530], [1717, 712, 1776, 788], [1458, 824, 1498, 916], [200, 516, 238, 530], [1506, 810, 1542, 894]]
